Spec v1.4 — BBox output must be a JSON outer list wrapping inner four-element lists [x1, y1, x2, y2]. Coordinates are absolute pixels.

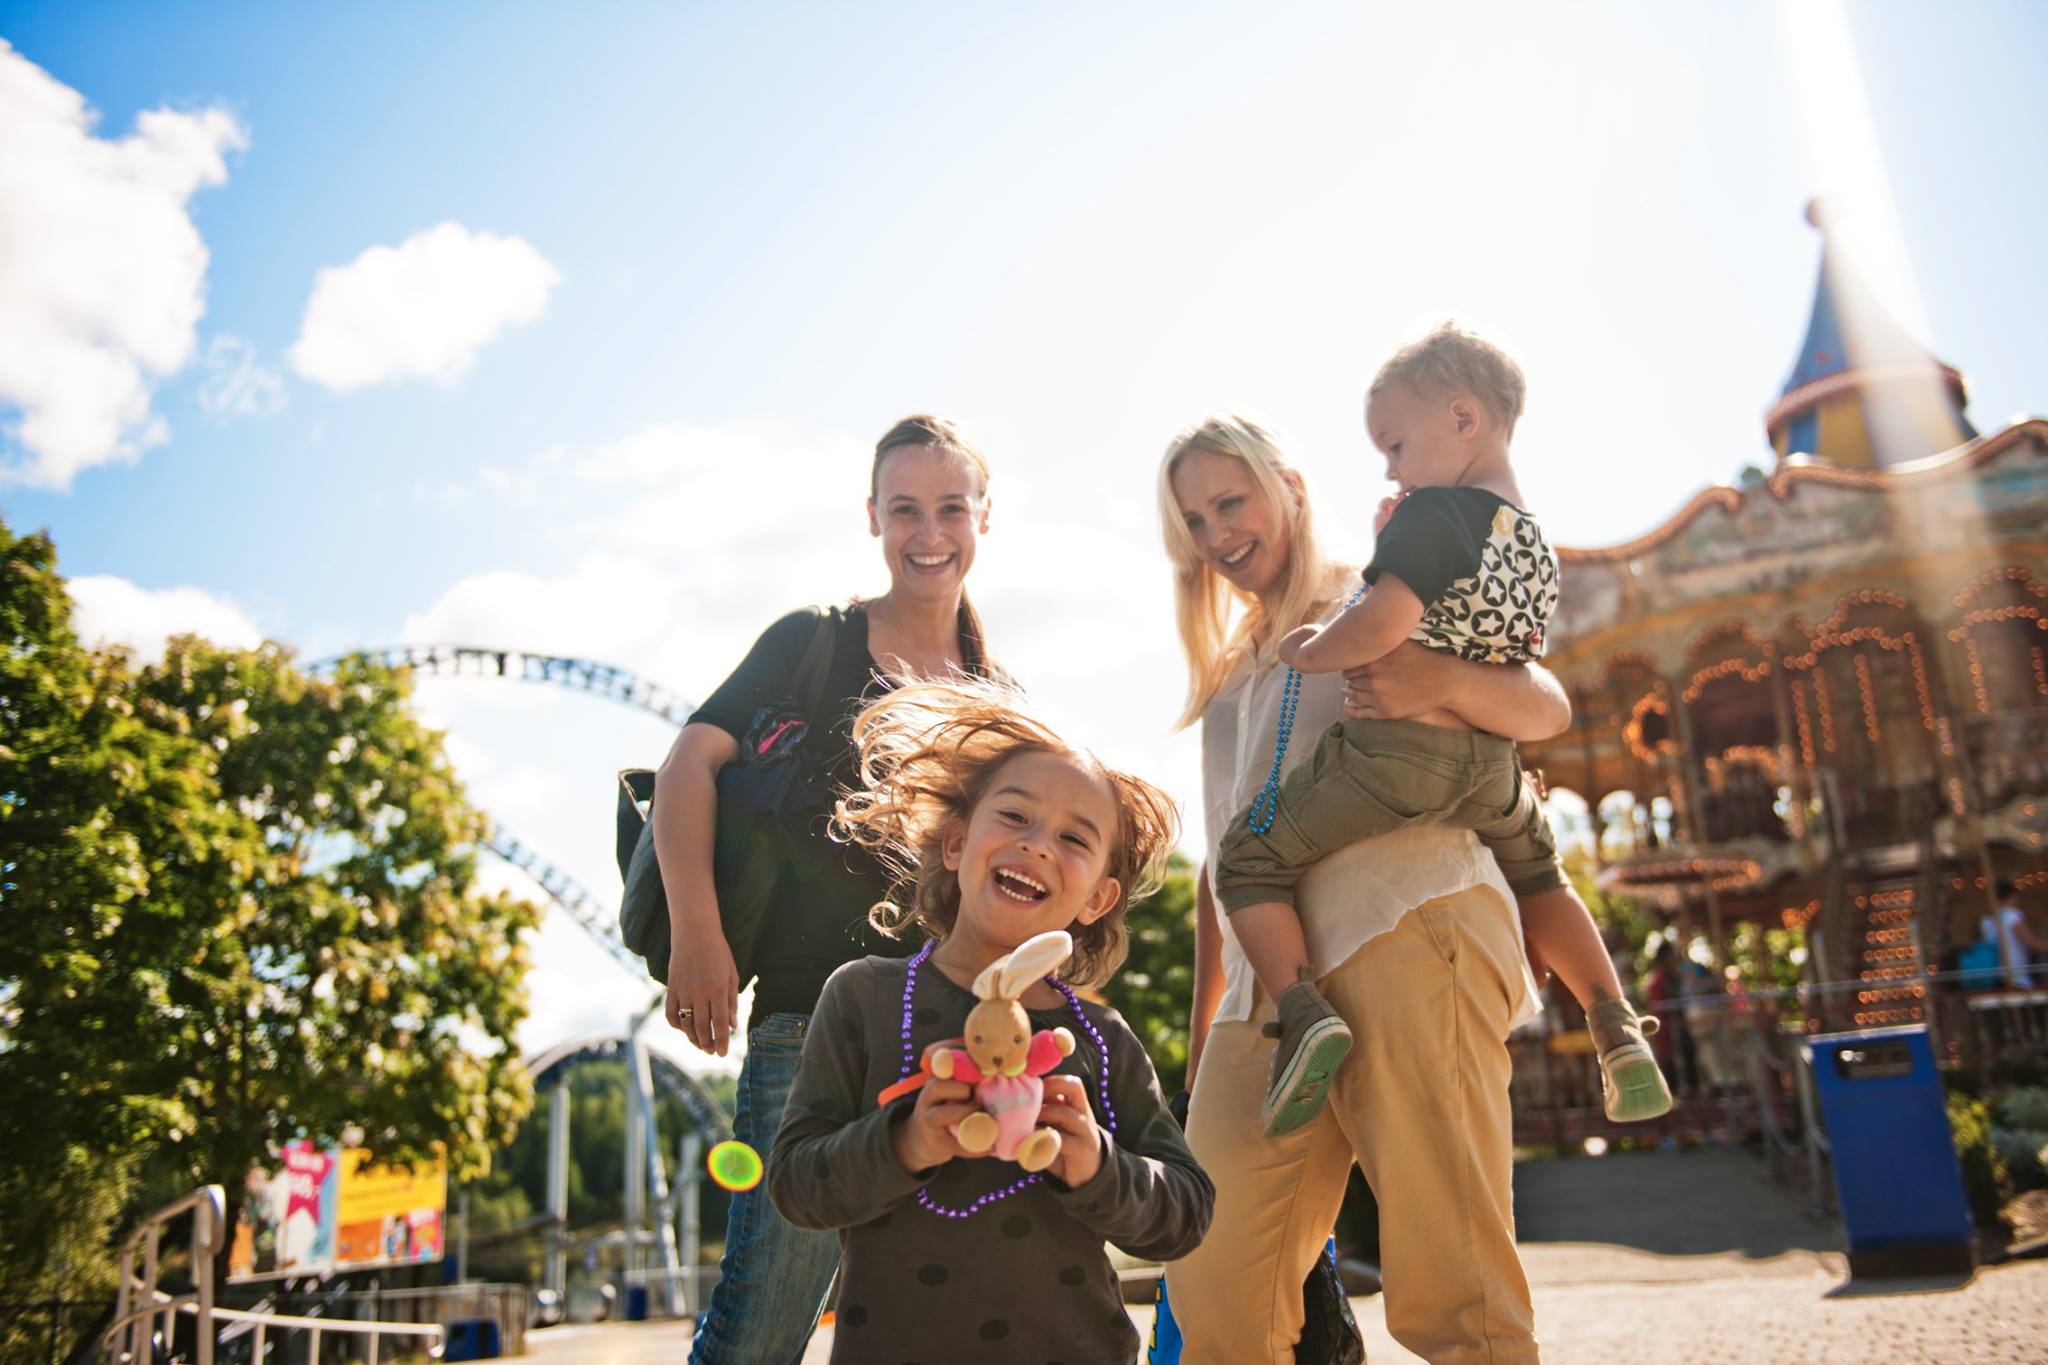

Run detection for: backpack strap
[[788, 606, 841, 729]]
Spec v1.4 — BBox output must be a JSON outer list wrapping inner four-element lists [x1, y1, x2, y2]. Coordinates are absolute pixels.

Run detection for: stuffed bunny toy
[[927, 929, 1077, 1172]]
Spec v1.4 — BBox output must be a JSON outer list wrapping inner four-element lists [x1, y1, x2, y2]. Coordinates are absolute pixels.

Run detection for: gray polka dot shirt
[[769, 954, 1214, 1363]]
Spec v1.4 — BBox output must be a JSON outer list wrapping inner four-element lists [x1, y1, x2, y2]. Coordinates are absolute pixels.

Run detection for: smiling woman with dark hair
[[653, 414, 1004, 1364]]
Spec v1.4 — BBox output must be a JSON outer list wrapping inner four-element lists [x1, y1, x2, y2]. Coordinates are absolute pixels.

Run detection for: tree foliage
[[0, 515, 538, 1312], [1102, 853, 1199, 1097]]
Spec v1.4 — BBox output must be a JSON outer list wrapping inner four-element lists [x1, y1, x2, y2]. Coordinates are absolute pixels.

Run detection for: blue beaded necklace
[[895, 940, 1117, 1219], [1245, 585, 1368, 835]]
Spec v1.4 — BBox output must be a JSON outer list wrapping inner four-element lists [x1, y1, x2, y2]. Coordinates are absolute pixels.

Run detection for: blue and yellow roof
[[1767, 201, 1974, 470]]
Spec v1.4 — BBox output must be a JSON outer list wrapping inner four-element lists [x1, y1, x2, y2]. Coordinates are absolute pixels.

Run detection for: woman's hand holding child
[[1035, 1074, 1104, 1188]]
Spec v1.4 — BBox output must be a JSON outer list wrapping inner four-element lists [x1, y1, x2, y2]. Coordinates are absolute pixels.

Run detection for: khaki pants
[[1165, 885, 1539, 1363]]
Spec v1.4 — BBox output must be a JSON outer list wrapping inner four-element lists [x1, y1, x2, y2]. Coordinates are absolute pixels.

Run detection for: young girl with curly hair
[[768, 680, 1214, 1362]]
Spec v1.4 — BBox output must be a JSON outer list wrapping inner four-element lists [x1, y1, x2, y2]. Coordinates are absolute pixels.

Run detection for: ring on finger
[[676, 1005, 695, 1021]]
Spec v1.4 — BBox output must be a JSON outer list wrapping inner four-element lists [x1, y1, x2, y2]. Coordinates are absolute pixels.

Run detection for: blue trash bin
[[625, 1283, 650, 1321], [443, 1318, 502, 1361], [1804, 1025, 1975, 1278]]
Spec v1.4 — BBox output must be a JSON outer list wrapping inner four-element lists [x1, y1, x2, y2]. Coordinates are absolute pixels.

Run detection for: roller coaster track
[[309, 645, 693, 985], [486, 824, 650, 980], [310, 644, 697, 726]]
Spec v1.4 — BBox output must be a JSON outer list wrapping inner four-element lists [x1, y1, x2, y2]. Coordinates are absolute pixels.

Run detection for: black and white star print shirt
[[1364, 487, 1560, 666]]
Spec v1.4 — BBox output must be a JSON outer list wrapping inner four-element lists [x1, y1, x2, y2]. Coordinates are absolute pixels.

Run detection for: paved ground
[[527, 1151, 2048, 1363]]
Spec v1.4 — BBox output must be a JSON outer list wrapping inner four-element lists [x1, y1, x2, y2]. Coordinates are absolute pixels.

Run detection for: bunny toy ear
[[997, 930, 1073, 1000], [970, 957, 1008, 1001]]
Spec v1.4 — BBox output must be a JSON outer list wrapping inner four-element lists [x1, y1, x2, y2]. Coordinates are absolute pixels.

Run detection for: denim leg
[[689, 1013, 842, 1365]]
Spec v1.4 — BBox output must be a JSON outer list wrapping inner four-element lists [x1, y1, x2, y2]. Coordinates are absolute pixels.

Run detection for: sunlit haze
[[6, 2, 2044, 1061]]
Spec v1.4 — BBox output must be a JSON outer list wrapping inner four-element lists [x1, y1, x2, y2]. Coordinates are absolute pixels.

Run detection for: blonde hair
[[1156, 414, 1346, 729], [831, 680, 1179, 988], [1369, 320, 1527, 438]]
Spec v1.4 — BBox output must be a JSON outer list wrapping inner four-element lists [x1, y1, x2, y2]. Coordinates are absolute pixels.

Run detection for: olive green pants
[[1215, 718, 1565, 913]]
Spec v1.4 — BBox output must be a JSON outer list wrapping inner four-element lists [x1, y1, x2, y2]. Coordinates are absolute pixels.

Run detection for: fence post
[[1795, 1048, 1829, 1218]]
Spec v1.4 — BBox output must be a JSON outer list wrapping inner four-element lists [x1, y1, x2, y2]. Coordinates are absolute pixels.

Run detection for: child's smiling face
[[1365, 379, 1478, 494], [942, 750, 1123, 956]]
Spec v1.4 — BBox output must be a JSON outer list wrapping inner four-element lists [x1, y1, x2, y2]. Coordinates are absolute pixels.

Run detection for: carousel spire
[[1765, 199, 1974, 470]]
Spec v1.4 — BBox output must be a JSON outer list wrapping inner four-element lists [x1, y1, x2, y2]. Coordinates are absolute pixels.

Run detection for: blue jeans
[[689, 1012, 841, 1365]]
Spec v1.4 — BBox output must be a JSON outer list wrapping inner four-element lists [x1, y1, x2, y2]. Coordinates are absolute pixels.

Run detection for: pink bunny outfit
[[935, 1030, 1068, 1161]]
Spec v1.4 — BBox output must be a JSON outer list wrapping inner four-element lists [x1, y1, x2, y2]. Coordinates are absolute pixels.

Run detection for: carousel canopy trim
[[1557, 418, 2047, 566]]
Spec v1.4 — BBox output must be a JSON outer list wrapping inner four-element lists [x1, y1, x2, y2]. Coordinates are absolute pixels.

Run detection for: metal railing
[[100, 1185, 446, 1364], [102, 1186, 223, 1365], [203, 1302, 442, 1364], [1510, 970, 2046, 1147], [227, 1282, 528, 1358]]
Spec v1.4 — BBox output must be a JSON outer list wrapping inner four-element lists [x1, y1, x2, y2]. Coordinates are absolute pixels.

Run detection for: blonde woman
[[1157, 414, 1561, 1363]]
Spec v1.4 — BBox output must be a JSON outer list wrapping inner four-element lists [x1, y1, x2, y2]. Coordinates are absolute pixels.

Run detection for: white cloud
[[0, 40, 245, 490], [68, 575, 263, 662], [195, 334, 286, 418], [289, 222, 560, 392]]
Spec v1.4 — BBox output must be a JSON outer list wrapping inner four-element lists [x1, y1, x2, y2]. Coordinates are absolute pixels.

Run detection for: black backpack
[[615, 612, 847, 986]]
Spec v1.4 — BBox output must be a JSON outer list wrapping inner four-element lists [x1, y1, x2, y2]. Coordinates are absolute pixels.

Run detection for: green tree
[[1, 521, 231, 1349], [1102, 853, 1199, 1097], [128, 639, 539, 1274], [0, 515, 538, 1304]]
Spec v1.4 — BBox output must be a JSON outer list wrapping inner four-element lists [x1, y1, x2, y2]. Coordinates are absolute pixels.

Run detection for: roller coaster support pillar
[[546, 1074, 570, 1294], [680, 1131, 703, 1315]]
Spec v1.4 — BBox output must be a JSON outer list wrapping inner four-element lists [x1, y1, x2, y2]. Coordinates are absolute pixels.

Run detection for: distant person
[[1209, 322, 1668, 1132], [1983, 877, 2045, 989], [770, 682, 1212, 1363], [653, 416, 1004, 1364]]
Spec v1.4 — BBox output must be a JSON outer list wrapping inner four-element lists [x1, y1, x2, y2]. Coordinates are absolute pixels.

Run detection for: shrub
[[1993, 1086, 2048, 1132], [1991, 1127, 2048, 1191], [1946, 1092, 2011, 1229]]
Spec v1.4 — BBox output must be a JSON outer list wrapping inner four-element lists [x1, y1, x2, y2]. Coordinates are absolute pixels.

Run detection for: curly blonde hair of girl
[[830, 680, 1180, 988]]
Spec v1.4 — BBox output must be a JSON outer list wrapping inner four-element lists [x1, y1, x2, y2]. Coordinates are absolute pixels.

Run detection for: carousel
[[1526, 203, 2048, 1053]]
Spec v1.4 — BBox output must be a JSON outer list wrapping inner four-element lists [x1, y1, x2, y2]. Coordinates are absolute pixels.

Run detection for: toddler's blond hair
[[1370, 320, 1527, 439]]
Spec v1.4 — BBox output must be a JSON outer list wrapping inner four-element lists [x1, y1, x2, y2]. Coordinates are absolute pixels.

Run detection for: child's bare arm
[[1277, 574, 1427, 674]]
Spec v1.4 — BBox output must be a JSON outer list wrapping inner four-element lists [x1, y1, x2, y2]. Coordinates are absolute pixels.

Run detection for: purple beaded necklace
[[896, 939, 1118, 1219]]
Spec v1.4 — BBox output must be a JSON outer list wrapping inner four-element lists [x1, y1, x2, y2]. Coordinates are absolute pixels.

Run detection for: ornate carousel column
[[1926, 584, 2013, 934], [1769, 656, 1810, 841], [1668, 687, 1726, 966]]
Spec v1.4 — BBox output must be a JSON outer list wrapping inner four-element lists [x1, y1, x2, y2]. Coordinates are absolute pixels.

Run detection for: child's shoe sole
[[1261, 1017, 1353, 1136], [1601, 1042, 1673, 1122]]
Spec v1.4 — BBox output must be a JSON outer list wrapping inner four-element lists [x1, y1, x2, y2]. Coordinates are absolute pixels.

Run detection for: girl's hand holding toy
[[890, 1074, 985, 1174], [1034, 1074, 1104, 1187]]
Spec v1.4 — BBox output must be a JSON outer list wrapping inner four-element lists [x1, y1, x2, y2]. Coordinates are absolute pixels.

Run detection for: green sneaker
[[1260, 974, 1352, 1136], [1589, 999, 1672, 1122]]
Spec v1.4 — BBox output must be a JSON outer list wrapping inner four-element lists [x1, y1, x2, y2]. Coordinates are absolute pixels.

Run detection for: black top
[[768, 955, 1214, 1363], [1363, 486, 1560, 665], [690, 602, 994, 1027]]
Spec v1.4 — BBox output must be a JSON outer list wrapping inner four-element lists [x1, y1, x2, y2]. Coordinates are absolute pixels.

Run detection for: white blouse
[[1199, 600, 1540, 1028]]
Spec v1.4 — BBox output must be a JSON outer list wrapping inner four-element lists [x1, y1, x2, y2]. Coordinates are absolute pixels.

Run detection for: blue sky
[[5, 1, 2045, 1054]]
